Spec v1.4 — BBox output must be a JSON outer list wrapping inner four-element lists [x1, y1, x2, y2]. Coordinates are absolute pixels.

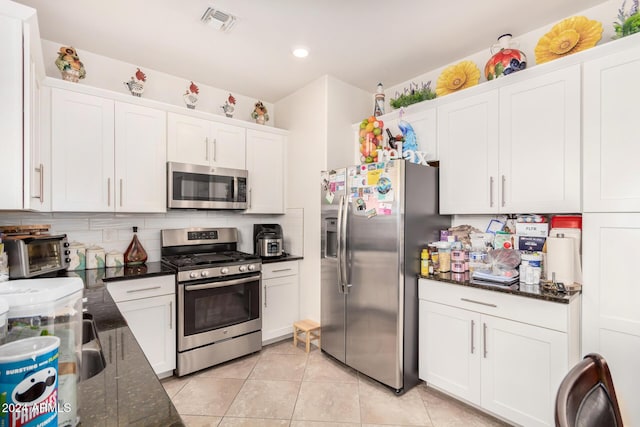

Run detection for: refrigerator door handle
[[336, 195, 345, 293], [342, 194, 351, 293]]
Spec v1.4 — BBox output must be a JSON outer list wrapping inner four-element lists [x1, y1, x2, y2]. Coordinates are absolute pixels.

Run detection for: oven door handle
[[184, 275, 260, 291]]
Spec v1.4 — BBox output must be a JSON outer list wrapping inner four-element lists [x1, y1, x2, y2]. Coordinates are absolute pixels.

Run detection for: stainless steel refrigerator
[[320, 161, 450, 393]]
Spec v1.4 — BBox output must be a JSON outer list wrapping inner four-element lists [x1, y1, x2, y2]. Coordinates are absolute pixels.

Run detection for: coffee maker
[[253, 224, 284, 258]]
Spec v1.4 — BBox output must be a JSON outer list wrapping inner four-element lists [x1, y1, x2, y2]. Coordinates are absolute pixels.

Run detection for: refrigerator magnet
[[367, 169, 382, 186], [325, 191, 335, 203]]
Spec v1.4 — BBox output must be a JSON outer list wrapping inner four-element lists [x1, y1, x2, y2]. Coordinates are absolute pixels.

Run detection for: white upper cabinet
[[0, 4, 46, 211], [438, 91, 499, 214], [114, 102, 167, 212], [245, 129, 285, 214], [499, 65, 581, 213], [583, 44, 640, 212], [51, 89, 166, 212], [438, 65, 581, 214], [51, 89, 115, 212], [167, 112, 246, 170]]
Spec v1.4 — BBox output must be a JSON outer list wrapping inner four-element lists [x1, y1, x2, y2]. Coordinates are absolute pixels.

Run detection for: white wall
[[40, 39, 275, 126], [384, 0, 618, 112], [275, 75, 371, 322], [326, 75, 372, 170]]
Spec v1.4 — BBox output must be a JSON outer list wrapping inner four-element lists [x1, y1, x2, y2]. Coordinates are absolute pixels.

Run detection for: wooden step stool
[[293, 319, 321, 353]]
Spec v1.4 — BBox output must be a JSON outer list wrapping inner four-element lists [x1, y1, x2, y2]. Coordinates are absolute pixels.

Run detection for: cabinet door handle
[[169, 301, 173, 330], [213, 139, 217, 162], [470, 319, 475, 354], [205, 137, 209, 160], [249, 188, 252, 209], [461, 298, 497, 308], [107, 178, 111, 206], [121, 331, 125, 361], [263, 284, 267, 308], [501, 175, 506, 207], [119, 179, 123, 207], [489, 176, 494, 207], [126, 286, 162, 294], [272, 268, 291, 273], [38, 163, 44, 203], [483, 323, 488, 358]]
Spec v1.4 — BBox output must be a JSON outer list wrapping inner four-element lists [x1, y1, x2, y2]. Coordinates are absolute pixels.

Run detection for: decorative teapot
[[484, 34, 527, 80], [124, 68, 146, 97]]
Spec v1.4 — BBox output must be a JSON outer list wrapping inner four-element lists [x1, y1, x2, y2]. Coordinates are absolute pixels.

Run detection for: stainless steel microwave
[[167, 162, 248, 210]]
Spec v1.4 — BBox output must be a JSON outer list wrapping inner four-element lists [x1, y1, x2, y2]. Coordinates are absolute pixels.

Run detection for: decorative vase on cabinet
[[124, 226, 147, 266], [484, 34, 527, 80]]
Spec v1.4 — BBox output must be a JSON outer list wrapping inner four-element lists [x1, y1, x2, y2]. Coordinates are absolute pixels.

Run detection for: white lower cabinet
[[418, 279, 579, 427], [107, 275, 176, 378], [262, 261, 299, 342]]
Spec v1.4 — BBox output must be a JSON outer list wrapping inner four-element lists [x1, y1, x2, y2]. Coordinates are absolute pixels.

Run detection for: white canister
[[106, 251, 124, 268], [86, 245, 106, 269], [67, 242, 86, 271]]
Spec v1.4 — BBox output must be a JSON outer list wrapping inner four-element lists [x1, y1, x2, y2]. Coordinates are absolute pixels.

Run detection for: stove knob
[[238, 265, 247, 272], [201, 270, 209, 278], [190, 272, 198, 279], [221, 267, 229, 275], [248, 264, 256, 271]]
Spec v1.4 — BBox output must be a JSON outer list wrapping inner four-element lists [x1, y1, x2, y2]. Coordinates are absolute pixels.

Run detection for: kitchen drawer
[[418, 278, 569, 332], [107, 275, 175, 303], [262, 261, 298, 279]]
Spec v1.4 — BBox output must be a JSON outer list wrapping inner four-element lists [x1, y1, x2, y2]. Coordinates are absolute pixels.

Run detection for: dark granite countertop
[[419, 273, 581, 304], [260, 254, 303, 264], [62, 263, 184, 426]]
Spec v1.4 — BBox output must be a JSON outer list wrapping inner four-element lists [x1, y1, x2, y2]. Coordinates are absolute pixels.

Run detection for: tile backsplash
[[0, 209, 304, 262]]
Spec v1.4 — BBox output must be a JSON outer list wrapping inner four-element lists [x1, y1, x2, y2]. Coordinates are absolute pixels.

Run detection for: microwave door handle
[[234, 177, 239, 203]]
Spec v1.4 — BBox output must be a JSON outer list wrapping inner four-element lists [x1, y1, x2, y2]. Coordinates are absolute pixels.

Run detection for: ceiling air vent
[[201, 7, 237, 32]]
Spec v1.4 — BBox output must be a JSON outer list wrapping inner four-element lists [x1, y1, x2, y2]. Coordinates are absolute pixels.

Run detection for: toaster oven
[[4, 234, 70, 278]]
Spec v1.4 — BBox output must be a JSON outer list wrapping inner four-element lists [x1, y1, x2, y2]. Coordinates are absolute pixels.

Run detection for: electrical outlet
[[103, 229, 118, 242]]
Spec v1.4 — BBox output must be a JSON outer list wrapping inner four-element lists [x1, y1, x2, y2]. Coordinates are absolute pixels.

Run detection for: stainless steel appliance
[[321, 161, 450, 393], [253, 224, 283, 258], [161, 227, 262, 376], [3, 233, 70, 278], [167, 161, 248, 210]]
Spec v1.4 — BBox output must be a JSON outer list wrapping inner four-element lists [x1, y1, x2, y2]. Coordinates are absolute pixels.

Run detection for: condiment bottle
[[420, 249, 429, 276], [124, 226, 147, 266]]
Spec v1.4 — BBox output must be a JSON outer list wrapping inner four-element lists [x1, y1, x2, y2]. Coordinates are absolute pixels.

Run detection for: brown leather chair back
[[555, 353, 624, 427]]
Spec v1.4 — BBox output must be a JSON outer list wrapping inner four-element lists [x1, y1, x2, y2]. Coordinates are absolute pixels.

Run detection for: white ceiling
[[16, 0, 606, 103]]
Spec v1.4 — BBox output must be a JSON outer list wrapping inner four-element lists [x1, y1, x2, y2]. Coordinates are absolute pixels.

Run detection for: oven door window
[[173, 171, 235, 202], [183, 276, 259, 336], [27, 241, 62, 274]]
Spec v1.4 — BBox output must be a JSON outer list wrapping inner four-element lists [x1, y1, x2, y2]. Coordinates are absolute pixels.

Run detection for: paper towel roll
[[549, 228, 582, 284], [546, 235, 574, 285]]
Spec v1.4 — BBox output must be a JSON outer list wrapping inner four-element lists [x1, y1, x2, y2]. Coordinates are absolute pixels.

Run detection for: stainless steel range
[[161, 227, 262, 377]]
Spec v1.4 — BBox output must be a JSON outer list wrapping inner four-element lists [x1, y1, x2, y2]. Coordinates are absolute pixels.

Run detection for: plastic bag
[[486, 248, 521, 277]]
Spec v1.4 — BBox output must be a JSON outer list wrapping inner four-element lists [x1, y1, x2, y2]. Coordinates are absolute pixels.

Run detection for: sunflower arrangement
[[435, 61, 480, 97], [534, 16, 603, 64]]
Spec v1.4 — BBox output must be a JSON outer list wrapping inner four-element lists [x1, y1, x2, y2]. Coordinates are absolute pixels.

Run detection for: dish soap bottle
[[124, 226, 147, 266]]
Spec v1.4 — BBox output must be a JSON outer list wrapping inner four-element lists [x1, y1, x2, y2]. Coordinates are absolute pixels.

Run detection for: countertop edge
[[261, 255, 303, 264], [419, 274, 581, 304]]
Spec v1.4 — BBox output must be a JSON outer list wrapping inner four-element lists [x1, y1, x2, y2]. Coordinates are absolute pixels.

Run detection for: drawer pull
[[169, 301, 173, 330], [126, 286, 162, 294], [461, 298, 497, 308], [272, 268, 292, 273]]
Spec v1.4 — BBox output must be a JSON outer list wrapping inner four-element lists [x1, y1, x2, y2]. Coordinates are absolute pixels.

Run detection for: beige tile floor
[[162, 339, 513, 427]]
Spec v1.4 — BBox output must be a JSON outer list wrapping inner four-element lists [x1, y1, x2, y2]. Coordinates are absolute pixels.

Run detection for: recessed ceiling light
[[292, 48, 309, 58]]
